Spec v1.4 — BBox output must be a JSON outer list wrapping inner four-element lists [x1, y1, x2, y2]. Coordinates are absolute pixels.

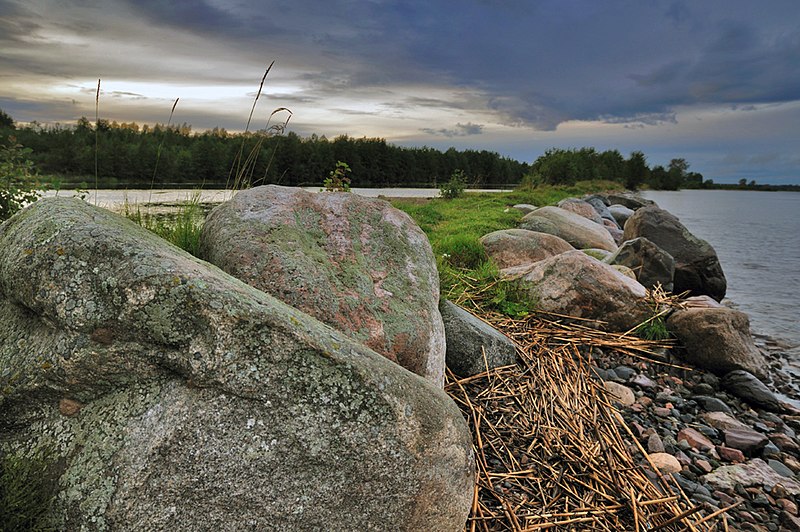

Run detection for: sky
[[1, 0, 799, 184]]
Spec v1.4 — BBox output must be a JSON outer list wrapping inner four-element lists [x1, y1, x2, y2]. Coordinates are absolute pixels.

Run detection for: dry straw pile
[[446, 312, 733, 531]]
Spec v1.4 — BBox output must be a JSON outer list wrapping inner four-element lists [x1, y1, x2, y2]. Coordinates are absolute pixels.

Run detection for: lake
[[641, 190, 800, 349]]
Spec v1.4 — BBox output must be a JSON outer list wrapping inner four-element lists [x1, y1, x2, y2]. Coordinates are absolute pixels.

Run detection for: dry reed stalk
[[445, 311, 725, 531]]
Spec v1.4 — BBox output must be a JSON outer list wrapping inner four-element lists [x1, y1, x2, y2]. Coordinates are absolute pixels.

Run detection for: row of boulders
[[473, 192, 765, 385], [0, 189, 474, 531]]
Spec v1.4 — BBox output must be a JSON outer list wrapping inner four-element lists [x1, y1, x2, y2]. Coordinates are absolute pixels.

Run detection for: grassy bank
[[390, 179, 623, 314]]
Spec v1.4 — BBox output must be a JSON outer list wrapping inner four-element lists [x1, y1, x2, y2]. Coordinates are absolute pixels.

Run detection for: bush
[[439, 169, 466, 199], [0, 136, 44, 221], [323, 161, 352, 192]]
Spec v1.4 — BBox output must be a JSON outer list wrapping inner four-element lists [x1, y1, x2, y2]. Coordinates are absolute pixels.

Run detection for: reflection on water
[[642, 190, 800, 348]]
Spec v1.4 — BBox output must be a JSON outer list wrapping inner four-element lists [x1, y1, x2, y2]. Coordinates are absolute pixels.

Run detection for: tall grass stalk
[[94, 78, 100, 206], [148, 97, 180, 205]]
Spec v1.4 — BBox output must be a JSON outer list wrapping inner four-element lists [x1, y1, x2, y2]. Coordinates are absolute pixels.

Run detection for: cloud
[[422, 122, 484, 137]]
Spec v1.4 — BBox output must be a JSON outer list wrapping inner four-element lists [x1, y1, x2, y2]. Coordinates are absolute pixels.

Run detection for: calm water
[[641, 190, 800, 348]]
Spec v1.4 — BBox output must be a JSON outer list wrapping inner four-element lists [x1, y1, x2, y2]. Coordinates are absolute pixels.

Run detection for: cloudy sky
[[1, 0, 799, 184]]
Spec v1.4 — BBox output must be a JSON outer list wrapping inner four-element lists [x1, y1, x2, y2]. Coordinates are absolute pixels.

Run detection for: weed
[[0, 135, 45, 221], [323, 161, 352, 192], [123, 191, 204, 256], [632, 316, 671, 341]]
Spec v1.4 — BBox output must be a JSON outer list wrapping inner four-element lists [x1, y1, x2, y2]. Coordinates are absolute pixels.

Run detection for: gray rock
[[200, 185, 445, 386], [723, 428, 769, 455], [517, 250, 651, 332], [0, 198, 474, 532], [605, 237, 675, 291], [439, 300, 517, 377], [623, 205, 726, 301], [602, 219, 625, 245], [768, 459, 795, 478], [583, 195, 618, 225], [608, 204, 635, 227], [667, 308, 768, 378], [614, 366, 637, 381], [606, 193, 655, 210], [722, 370, 783, 411], [520, 206, 617, 252], [512, 203, 537, 215], [693, 395, 733, 413], [480, 229, 574, 270]]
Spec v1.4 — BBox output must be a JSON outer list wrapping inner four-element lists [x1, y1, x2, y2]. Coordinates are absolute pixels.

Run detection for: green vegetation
[[322, 160, 352, 192], [439, 169, 467, 199], [0, 135, 46, 222], [0, 447, 58, 532], [123, 192, 204, 255], [392, 180, 623, 314]]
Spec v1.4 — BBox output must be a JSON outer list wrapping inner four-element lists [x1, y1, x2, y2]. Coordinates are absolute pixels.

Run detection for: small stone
[[778, 498, 798, 515], [782, 511, 800, 530], [716, 445, 746, 463], [638, 396, 653, 407], [693, 395, 733, 413], [603, 381, 636, 406], [631, 374, 658, 390], [675, 450, 692, 467], [654, 407, 672, 417], [695, 459, 713, 474], [650, 453, 682, 474], [59, 398, 83, 416], [648, 433, 665, 453], [699, 411, 749, 431], [767, 459, 794, 478], [724, 428, 768, 455], [693, 382, 716, 395], [762, 442, 781, 459], [614, 365, 636, 380], [771, 433, 800, 452], [678, 427, 715, 451], [784, 456, 800, 473]]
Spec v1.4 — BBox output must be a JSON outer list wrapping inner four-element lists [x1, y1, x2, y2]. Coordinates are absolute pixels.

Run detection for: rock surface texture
[[520, 206, 618, 252], [667, 308, 767, 379], [0, 198, 474, 532], [439, 300, 518, 377], [623, 205, 726, 301], [480, 229, 574, 270], [199, 185, 445, 386], [606, 237, 675, 291], [517, 250, 651, 332]]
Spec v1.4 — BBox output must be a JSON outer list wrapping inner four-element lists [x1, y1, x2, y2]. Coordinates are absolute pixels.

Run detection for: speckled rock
[[604, 381, 636, 406], [520, 206, 617, 252], [199, 185, 445, 386], [556, 198, 604, 225], [517, 250, 651, 332], [608, 204, 635, 227], [0, 198, 474, 532], [480, 229, 574, 270], [704, 459, 800, 495], [623, 205, 726, 301], [667, 308, 767, 379], [649, 453, 682, 474]]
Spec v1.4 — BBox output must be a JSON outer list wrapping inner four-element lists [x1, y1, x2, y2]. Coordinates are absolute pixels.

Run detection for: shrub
[[323, 161, 352, 192], [439, 169, 466, 199], [0, 136, 45, 222]]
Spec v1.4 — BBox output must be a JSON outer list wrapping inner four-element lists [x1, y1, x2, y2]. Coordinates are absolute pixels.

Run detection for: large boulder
[[605, 237, 675, 291], [0, 198, 474, 532], [199, 185, 445, 386], [480, 229, 574, 270], [608, 204, 635, 227], [583, 195, 619, 226], [666, 308, 767, 378], [520, 206, 617, 252], [623, 205, 726, 301], [556, 198, 604, 225], [606, 193, 654, 210], [517, 250, 652, 331], [439, 300, 517, 377]]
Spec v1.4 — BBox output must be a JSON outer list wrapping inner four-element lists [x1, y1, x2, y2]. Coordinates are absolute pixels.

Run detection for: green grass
[[0, 447, 58, 532], [123, 190, 204, 255], [391, 180, 623, 315]]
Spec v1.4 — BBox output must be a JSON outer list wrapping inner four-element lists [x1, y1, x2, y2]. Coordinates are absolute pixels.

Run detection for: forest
[[0, 108, 744, 191]]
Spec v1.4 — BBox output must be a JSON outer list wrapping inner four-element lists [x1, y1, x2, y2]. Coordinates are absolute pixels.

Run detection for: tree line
[[1, 108, 738, 191], [0, 112, 527, 189]]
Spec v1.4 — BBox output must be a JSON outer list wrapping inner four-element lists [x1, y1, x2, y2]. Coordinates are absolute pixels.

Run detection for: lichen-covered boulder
[[623, 205, 726, 301], [0, 198, 474, 532], [666, 307, 767, 378], [439, 300, 518, 377], [605, 237, 675, 291], [556, 198, 604, 225], [480, 228, 574, 270], [520, 206, 617, 252], [199, 185, 445, 386], [517, 250, 652, 331]]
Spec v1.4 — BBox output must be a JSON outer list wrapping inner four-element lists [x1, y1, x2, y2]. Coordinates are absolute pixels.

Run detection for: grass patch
[[123, 190, 204, 256], [0, 447, 58, 532], [392, 180, 623, 315]]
